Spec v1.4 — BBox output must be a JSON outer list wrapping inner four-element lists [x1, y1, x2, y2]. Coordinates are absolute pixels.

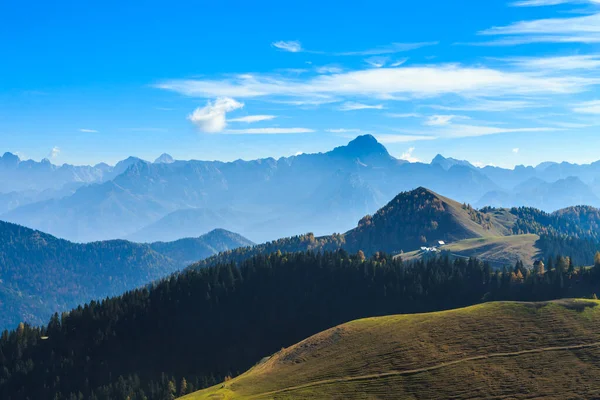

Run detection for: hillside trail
[[246, 341, 600, 398]]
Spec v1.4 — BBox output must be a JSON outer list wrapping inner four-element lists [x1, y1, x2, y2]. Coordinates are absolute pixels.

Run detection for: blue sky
[[1, 0, 600, 167]]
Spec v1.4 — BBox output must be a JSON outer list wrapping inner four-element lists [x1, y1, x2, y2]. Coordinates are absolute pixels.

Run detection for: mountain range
[[3, 135, 600, 243], [0, 222, 252, 330]]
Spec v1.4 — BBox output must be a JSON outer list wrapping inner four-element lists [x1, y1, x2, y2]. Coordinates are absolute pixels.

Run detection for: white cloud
[[272, 40, 303, 53], [339, 102, 384, 111], [316, 65, 344, 74], [400, 147, 420, 162], [188, 97, 244, 133], [479, 12, 600, 45], [424, 115, 463, 126], [573, 100, 600, 113], [511, 0, 600, 6], [228, 115, 276, 123], [504, 55, 600, 70], [49, 147, 60, 159], [512, 148, 520, 153], [79, 128, 98, 133], [387, 113, 421, 118], [432, 124, 558, 138], [223, 128, 314, 134], [365, 56, 389, 68], [336, 42, 438, 56], [156, 65, 595, 101], [429, 99, 542, 112], [390, 59, 408, 67]]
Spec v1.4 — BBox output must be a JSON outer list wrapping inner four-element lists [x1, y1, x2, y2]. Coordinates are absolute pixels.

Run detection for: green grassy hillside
[[185, 299, 600, 399]]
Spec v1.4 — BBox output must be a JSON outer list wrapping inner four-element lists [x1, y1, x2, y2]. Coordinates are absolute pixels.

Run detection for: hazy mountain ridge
[[3, 135, 600, 243]]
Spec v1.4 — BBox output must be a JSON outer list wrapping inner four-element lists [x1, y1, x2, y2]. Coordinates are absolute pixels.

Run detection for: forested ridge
[[3, 250, 600, 400], [0, 221, 251, 330]]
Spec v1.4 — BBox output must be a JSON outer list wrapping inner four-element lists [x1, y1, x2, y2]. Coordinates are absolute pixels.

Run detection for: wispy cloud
[[365, 56, 389, 68], [79, 128, 98, 133], [512, 147, 520, 153], [272, 40, 303, 53], [424, 115, 464, 126], [431, 124, 558, 138], [336, 42, 439, 56], [503, 55, 600, 70], [390, 59, 408, 67], [229, 115, 276, 123], [478, 12, 600, 45], [386, 113, 421, 118], [188, 97, 244, 133], [511, 0, 600, 6], [429, 99, 544, 112], [48, 146, 60, 159], [400, 147, 420, 162], [156, 64, 595, 101], [316, 65, 344, 74], [223, 128, 313, 134], [573, 99, 600, 113], [339, 102, 384, 111]]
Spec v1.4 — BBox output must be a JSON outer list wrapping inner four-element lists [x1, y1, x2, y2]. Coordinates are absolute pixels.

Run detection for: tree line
[[3, 249, 600, 400]]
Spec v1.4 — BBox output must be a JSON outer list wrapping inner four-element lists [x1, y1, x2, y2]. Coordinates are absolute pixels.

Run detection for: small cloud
[[294, 151, 304, 156], [400, 147, 420, 163], [223, 128, 314, 135], [387, 113, 421, 118], [336, 41, 439, 56], [79, 128, 98, 133], [512, 148, 520, 154], [573, 100, 600, 114], [229, 115, 276, 123], [390, 58, 408, 67], [510, 0, 591, 6], [424, 115, 459, 126], [188, 97, 244, 133], [339, 102, 384, 111], [365, 56, 389, 68], [316, 65, 344, 74], [272, 40, 303, 53], [155, 107, 174, 111], [48, 147, 60, 159]]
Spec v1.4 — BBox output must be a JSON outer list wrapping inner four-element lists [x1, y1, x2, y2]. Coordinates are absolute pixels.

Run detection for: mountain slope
[[4, 249, 600, 400], [342, 187, 508, 254], [149, 229, 254, 266], [187, 299, 600, 400], [0, 221, 252, 330]]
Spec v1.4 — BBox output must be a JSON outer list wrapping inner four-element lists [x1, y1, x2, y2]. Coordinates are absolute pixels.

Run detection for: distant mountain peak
[[431, 154, 474, 170], [329, 135, 393, 164], [0, 152, 20, 168], [154, 153, 175, 164]]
